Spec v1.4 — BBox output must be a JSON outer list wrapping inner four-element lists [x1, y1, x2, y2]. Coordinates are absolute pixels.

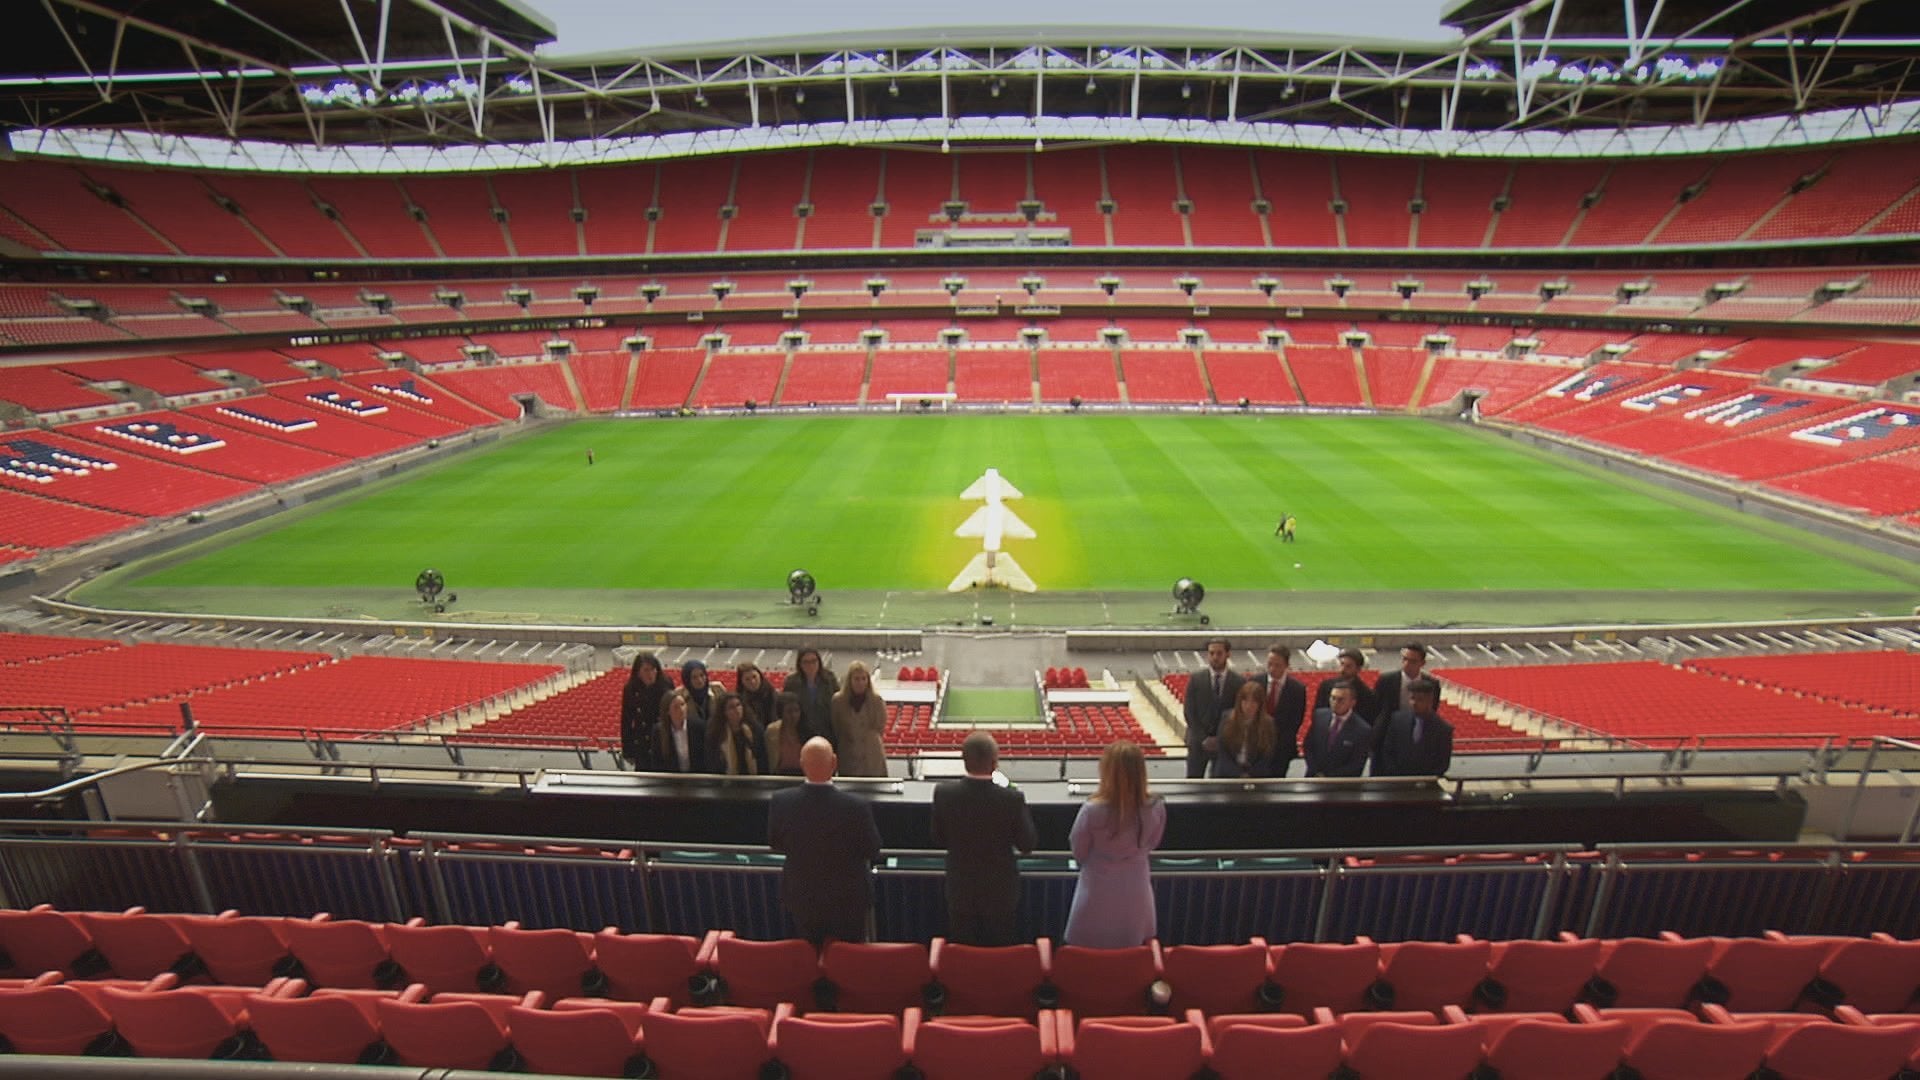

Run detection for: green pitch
[[78, 414, 1920, 628]]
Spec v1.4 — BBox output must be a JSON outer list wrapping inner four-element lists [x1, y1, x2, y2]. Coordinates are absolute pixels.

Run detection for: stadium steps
[[1272, 347, 1308, 403], [1194, 347, 1219, 402], [618, 351, 641, 410], [555, 361, 587, 412], [1406, 352, 1440, 410], [438, 664, 604, 735], [1328, 158, 1349, 249], [1170, 151, 1196, 248], [769, 350, 796, 404], [1112, 349, 1131, 405], [1350, 348, 1375, 408], [857, 347, 876, 406], [680, 350, 716, 409], [1856, 180, 1920, 234], [1406, 163, 1423, 248], [388, 180, 449, 259], [411, 371, 500, 424]]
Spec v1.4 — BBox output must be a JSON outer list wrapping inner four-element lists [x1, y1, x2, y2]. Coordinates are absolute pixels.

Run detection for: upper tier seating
[[0, 430, 258, 517], [421, 363, 577, 418], [779, 353, 867, 405], [1121, 350, 1207, 404], [60, 410, 346, 484]]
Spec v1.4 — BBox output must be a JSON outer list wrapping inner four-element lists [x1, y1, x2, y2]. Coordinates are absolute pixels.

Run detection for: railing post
[[1583, 850, 1621, 940], [176, 830, 216, 914], [1533, 851, 1567, 940], [421, 837, 454, 925], [1838, 740, 1883, 842], [371, 834, 405, 924], [1311, 857, 1340, 943], [1804, 849, 1842, 934]]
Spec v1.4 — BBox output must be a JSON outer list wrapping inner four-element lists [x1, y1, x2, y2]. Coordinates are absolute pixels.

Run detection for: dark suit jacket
[[1248, 673, 1308, 771], [1371, 711, 1455, 777], [652, 716, 709, 773], [1302, 709, 1373, 778], [1371, 671, 1445, 724], [930, 777, 1038, 910], [1313, 674, 1378, 720], [1183, 667, 1244, 751], [767, 782, 883, 921]]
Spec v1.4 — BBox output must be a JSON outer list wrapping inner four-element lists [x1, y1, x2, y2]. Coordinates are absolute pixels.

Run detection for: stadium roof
[[5, 0, 1920, 164]]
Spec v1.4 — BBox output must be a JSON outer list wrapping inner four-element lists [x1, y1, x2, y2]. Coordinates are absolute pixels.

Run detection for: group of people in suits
[[617, 649, 889, 778], [770, 733, 1162, 951], [1183, 639, 1454, 779]]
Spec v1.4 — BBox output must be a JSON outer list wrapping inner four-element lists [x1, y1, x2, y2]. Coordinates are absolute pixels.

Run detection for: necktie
[[1268, 682, 1279, 712], [1213, 672, 1223, 701], [1413, 717, 1423, 744], [1328, 714, 1342, 745]]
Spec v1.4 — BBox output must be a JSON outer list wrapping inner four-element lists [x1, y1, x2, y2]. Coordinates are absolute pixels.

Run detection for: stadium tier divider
[[2, 822, 1917, 943]]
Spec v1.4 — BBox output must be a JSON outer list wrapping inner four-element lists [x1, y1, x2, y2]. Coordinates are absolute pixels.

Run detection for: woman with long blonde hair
[[1063, 740, 1166, 948], [830, 660, 888, 777], [1216, 681, 1279, 778]]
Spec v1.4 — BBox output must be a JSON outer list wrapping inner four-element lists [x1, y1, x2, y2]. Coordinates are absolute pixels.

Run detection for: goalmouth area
[[69, 413, 1920, 631]]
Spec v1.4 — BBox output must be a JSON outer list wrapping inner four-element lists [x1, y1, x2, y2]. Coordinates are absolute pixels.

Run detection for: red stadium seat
[[638, 1002, 784, 1080], [1375, 936, 1492, 1012], [98, 983, 253, 1059], [0, 905, 103, 979], [820, 940, 933, 1013], [76, 908, 198, 981], [1050, 942, 1163, 1017], [906, 1011, 1058, 1080], [1812, 934, 1920, 1013], [1480, 935, 1604, 1012], [1700, 935, 1832, 1012], [180, 911, 298, 986], [1058, 1013, 1206, 1080], [245, 985, 404, 1064], [713, 935, 820, 1010], [0, 984, 117, 1055], [281, 915, 398, 990], [373, 992, 520, 1070], [930, 938, 1052, 1020], [1268, 939, 1380, 1015], [383, 922, 495, 994], [1196, 1011, 1340, 1080], [1615, 1014, 1772, 1080], [1343, 1018, 1486, 1080], [507, 1001, 646, 1077], [593, 930, 716, 1006], [487, 923, 604, 1000], [772, 1011, 909, 1080], [1161, 941, 1271, 1016], [1587, 934, 1717, 1008], [1482, 1016, 1628, 1080]]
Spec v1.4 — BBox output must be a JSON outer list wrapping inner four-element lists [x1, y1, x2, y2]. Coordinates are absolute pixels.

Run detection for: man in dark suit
[[1303, 679, 1373, 778], [1183, 637, 1244, 778], [767, 737, 883, 944], [1248, 643, 1308, 778], [1373, 642, 1444, 729], [1372, 678, 1454, 777], [1312, 647, 1378, 719], [930, 732, 1038, 946]]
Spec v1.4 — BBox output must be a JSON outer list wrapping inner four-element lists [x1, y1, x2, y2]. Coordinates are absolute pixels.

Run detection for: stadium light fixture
[[1172, 578, 1208, 624], [787, 569, 820, 616]]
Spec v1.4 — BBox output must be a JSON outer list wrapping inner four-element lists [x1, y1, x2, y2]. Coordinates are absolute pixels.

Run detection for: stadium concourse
[[6, 0, 1920, 1076]]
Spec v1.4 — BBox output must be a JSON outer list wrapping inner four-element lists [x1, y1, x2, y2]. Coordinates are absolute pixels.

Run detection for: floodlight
[[787, 569, 821, 616], [416, 568, 448, 612], [1172, 578, 1208, 624]]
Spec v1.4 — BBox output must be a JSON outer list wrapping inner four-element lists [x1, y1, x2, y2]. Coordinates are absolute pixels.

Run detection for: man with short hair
[[1248, 644, 1308, 778], [1303, 679, 1374, 778], [930, 732, 1039, 946], [1373, 642, 1442, 726], [1371, 677, 1454, 777], [1183, 637, 1244, 778], [1312, 646, 1378, 719], [767, 737, 883, 944]]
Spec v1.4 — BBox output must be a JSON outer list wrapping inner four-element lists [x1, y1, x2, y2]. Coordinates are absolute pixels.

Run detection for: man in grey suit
[[1183, 637, 1244, 778], [768, 737, 883, 944], [1372, 677, 1455, 777], [930, 732, 1039, 946], [1247, 643, 1309, 778], [1303, 679, 1374, 778]]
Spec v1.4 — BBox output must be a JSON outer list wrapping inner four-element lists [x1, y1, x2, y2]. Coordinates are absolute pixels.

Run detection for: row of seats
[[9, 908, 1916, 1022]]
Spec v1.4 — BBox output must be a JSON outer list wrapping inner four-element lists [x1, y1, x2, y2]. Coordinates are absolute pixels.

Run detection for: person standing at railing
[[1183, 638, 1243, 779], [1371, 677, 1454, 778], [736, 662, 778, 736], [1064, 740, 1166, 948], [619, 653, 670, 770], [1372, 643, 1444, 750], [708, 692, 766, 775], [1215, 681, 1282, 779], [680, 660, 714, 726], [787, 648, 839, 747], [765, 692, 806, 775], [1248, 643, 1308, 778], [832, 661, 889, 777], [768, 737, 883, 945], [1304, 679, 1373, 778], [932, 731, 1038, 946], [652, 688, 709, 774]]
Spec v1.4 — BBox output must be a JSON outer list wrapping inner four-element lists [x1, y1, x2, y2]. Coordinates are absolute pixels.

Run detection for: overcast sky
[[526, 0, 1463, 56]]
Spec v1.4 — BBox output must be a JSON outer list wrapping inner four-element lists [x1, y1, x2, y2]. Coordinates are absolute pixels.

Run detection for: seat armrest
[[696, 929, 724, 966], [1572, 1003, 1604, 1024], [398, 984, 430, 1003], [1036, 937, 1053, 974], [1149, 939, 1166, 975], [927, 937, 946, 975], [1312, 1007, 1336, 1026], [1038, 1010, 1061, 1060], [1049, 1009, 1075, 1058], [649, 996, 673, 1013], [1441, 1005, 1472, 1025], [900, 1007, 922, 1056], [1699, 1003, 1736, 1024]]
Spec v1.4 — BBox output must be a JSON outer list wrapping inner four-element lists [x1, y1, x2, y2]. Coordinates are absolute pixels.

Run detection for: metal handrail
[[0, 758, 202, 804]]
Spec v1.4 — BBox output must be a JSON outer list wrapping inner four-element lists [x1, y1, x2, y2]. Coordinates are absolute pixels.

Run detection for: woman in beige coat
[[830, 661, 889, 777]]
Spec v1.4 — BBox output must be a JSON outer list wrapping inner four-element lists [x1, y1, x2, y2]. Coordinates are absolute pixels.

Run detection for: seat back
[[1623, 1018, 1772, 1080], [1485, 1018, 1626, 1080], [1268, 941, 1379, 1015], [933, 942, 1047, 1020], [0, 985, 115, 1055], [373, 997, 510, 1070], [820, 941, 931, 1014], [639, 1007, 774, 1080], [1483, 938, 1604, 1012], [245, 992, 384, 1065], [1762, 1019, 1920, 1080], [1207, 1018, 1337, 1080], [281, 918, 395, 990], [593, 932, 705, 1005], [1703, 938, 1833, 1012], [383, 924, 492, 994], [714, 937, 820, 1010], [507, 1003, 641, 1077], [1593, 937, 1715, 1009], [486, 925, 600, 1000], [775, 1013, 907, 1080], [0, 908, 98, 978], [76, 911, 195, 980], [1345, 1021, 1486, 1080], [1377, 939, 1492, 1012], [1069, 1016, 1205, 1080], [98, 985, 245, 1059], [911, 1016, 1046, 1080], [1162, 943, 1268, 1016], [181, 915, 296, 986], [1051, 944, 1159, 1017], [1815, 938, 1920, 1014]]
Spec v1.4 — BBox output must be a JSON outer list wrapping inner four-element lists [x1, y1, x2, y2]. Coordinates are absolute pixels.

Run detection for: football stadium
[[1, 0, 1919, 1075]]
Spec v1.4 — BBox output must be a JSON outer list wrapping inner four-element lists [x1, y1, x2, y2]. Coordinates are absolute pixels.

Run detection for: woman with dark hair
[[652, 688, 708, 774], [1063, 741, 1166, 948], [786, 648, 838, 746], [765, 692, 806, 775], [736, 662, 777, 735], [619, 653, 670, 769], [680, 659, 714, 725], [831, 660, 889, 778], [708, 692, 764, 776]]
